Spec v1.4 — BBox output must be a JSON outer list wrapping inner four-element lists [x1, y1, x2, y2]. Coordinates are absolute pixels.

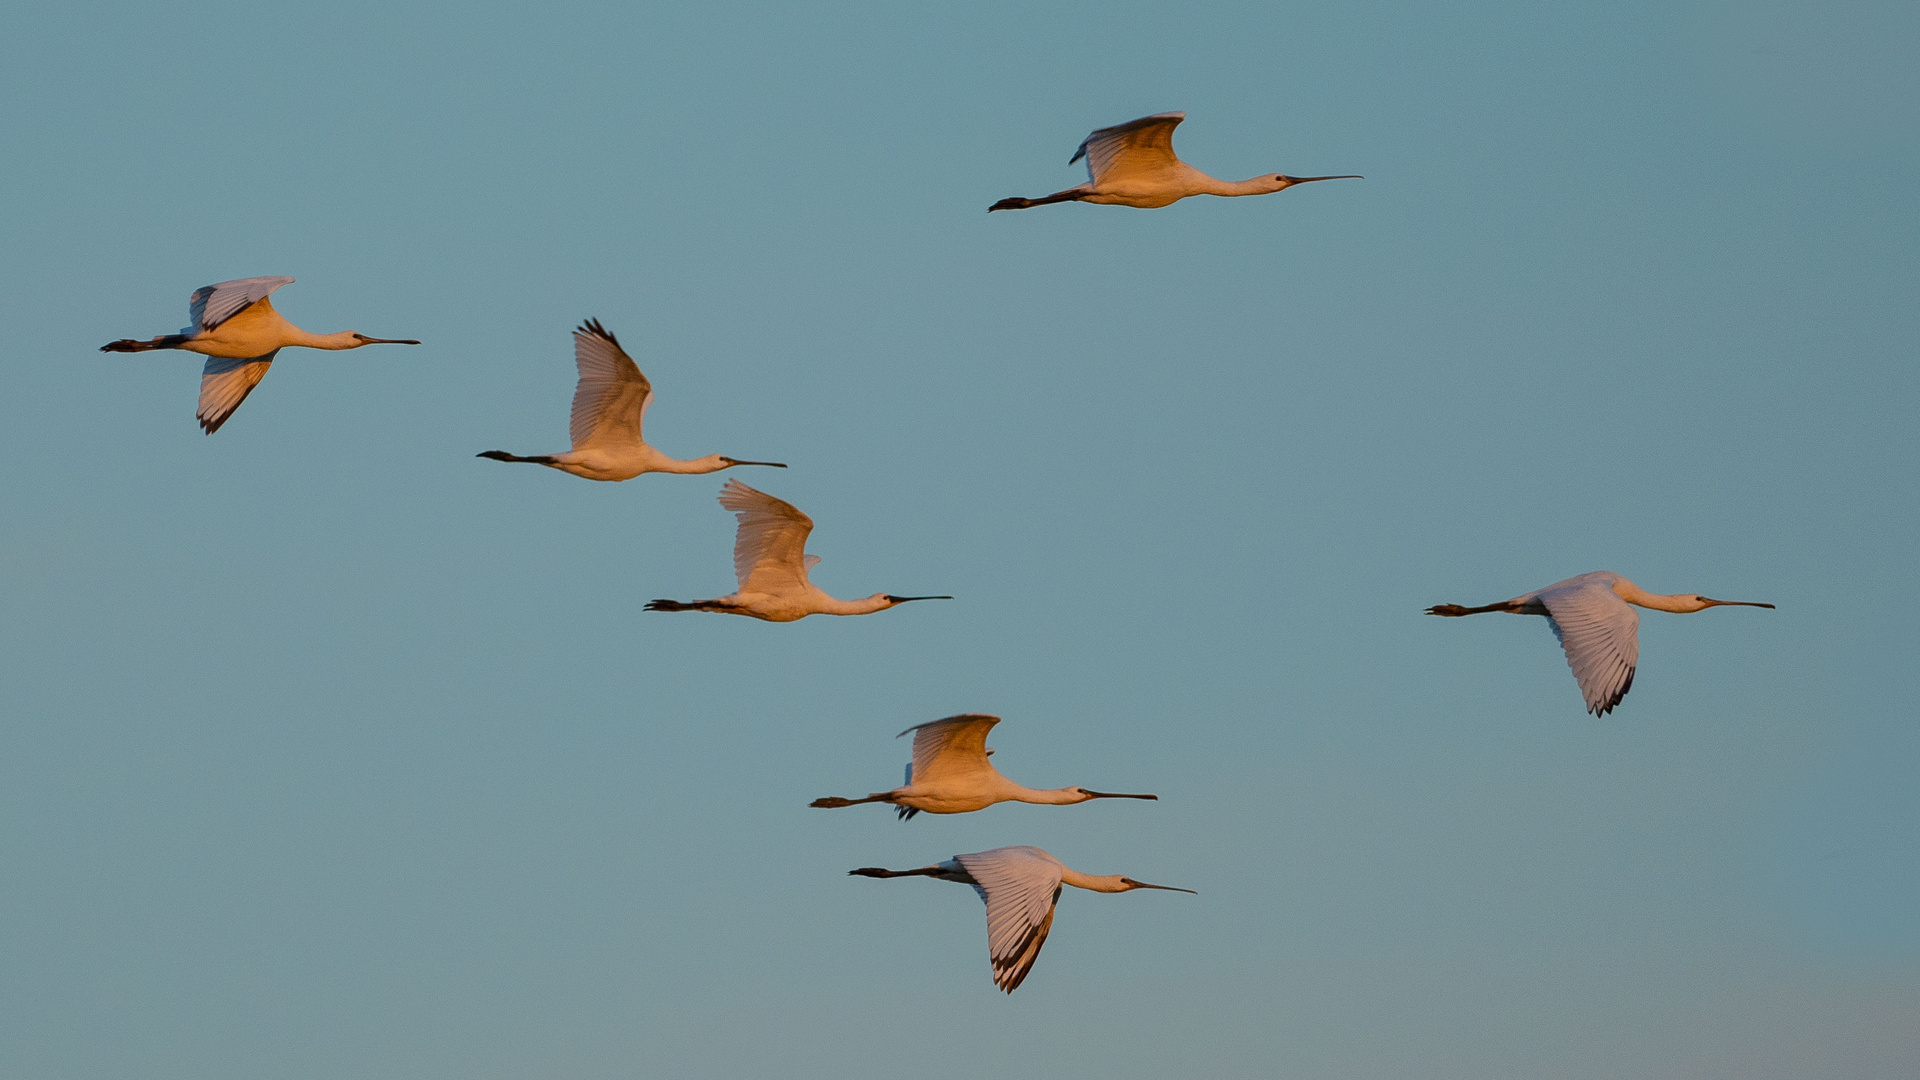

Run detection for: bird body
[[645, 479, 950, 622], [1427, 571, 1775, 714], [478, 319, 785, 481], [101, 277, 419, 433], [989, 112, 1360, 212], [850, 845, 1192, 992], [812, 714, 1157, 818]]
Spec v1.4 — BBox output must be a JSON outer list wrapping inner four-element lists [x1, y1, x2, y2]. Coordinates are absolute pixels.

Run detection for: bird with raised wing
[[989, 112, 1360, 211], [850, 845, 1192, 993], [101, 277, 419, 434], [1426, 571, 1775, 715], [812, 714, 1156, 819], [477, 319, 786, 480], [645, 479, 950, 621]]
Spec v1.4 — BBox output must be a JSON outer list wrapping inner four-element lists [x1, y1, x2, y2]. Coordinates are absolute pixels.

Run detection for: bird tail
[[476, 450, 558, 464], [101, 335, 190, 352]]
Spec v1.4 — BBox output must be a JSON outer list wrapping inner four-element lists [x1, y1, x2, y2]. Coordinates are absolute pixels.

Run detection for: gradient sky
[[2, 1, 1916, 1077]]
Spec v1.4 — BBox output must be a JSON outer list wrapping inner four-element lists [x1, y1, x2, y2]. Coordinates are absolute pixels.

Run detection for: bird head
[[1266, 173, 1364, 192], [1065, 787, 1159, 805]]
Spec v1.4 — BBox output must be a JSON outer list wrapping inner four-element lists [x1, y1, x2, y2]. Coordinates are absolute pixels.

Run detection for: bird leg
[[847, 866, 944, 879], [988, 188, 1088, 212], [1425, 601, 1526, 616], [809, 794, 895, 809], [643, 598, 743, 614], [476, 450, 559, 465], [100, 335, 191, 352]]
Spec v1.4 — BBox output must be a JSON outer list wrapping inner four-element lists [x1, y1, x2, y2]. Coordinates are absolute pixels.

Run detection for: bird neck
[[818, 593, 892, 616], [295, 329, 362, 350], [1610, 578, 1701, 613], [1059, 868, 1129, 893], [1009, 785, 1086, 806], [648, 452, 728, 475], [1209, 174, 1275, 197]]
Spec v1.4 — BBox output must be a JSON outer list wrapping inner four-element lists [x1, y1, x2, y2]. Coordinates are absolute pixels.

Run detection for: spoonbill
[[1426, 571, 1775, 715], [812, 714, 1156, 819], [988, 112, 1360, 212], [850, 845, 1193, 993], [645, 479, 950, 621], [477, 319, 786, 480], [100, 276, 419, 434]]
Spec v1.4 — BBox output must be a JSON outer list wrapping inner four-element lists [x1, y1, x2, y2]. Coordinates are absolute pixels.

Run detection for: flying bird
[[989, 112, 1360, 211], [812, 714, 1156, 818], [100, 276, 419, 434], [477, 319, 786, 480], [645, 479, 950, 621], [1427, 571, 1775, 715], [850, 845, 1193, 993]]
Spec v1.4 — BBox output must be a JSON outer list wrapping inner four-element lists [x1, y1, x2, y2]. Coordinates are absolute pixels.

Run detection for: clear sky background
[[2, 1, 1915, 1077]]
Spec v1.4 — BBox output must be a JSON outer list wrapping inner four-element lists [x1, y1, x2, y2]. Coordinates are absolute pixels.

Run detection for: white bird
[[988, 112, 1360, 211], [645, 479, 950, 621], [1427, 571, 1775, 715], [850, 845, 1193, 993], [101, 276, 419, 434], [812, 714, 1157, 818], [477, 319, 786, 480]]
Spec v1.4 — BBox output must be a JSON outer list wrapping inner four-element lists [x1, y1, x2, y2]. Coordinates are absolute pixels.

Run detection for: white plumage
[[1428, 570, 1775, 714], [849, 845, 1193, 993], [478, 320, 787, 481], [644, 480, 951, 622], [989, 112, 1360, 211], [811, 714, 1158, 818]]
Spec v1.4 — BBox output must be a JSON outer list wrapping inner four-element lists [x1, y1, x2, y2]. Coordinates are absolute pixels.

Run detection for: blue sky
[[2, 1, 1915, 1077]]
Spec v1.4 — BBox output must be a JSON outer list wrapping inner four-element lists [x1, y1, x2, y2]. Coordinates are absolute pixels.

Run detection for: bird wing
[[896, 714, 1000, 786], [188, 277, 294, 334], [955, 846, 1064, 993], [717, 479, 815, 594], [197, 351, 279, 434], [568, 319, 652, 450], [1069, 112, 1185, 184], [1539, 578, 1640, 715]]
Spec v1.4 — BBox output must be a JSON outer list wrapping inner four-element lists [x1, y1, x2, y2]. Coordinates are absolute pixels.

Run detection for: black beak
[[1281, 175, 1363, 186], [724, 459, 787, 468], [360, 337, 421, 345], [1081, 790, 1158, 800], [1702, 599, 1776, 609], [885, 595, 953, 603]]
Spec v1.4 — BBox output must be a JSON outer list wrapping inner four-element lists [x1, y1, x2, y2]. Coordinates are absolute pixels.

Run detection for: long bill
[[360, 336, 421, 344], [886, 595, 953, 603], [1702, 599, 1776, 608], [1284, 175, 1363, 184], [727, 459, 788, 467], [1129, 881, 1197, 894], [1081, 790, 1158, 800]]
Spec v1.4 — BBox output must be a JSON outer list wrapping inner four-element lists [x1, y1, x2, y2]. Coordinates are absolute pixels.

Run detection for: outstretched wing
[[717, 479, 815, 595], [189, 277, 294, 334], [568, 318, 652, 450], [1069, 112, 1185, 184], [955, 846, 1064, 993], [896, 714, 1000, 786], [1539, 578, 1640, 715], [197, 351, 279, 434]]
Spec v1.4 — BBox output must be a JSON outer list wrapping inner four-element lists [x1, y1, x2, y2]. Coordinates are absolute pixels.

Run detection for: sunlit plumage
[[1427, 571, 1775, 714], [645, 479, 950, 622], [811, 714, 1157, 818], [849, 845, 1193, 992], [100, 277, 419, 434], [989, 112, 1360, 211], [477, 319, 786, 481]]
